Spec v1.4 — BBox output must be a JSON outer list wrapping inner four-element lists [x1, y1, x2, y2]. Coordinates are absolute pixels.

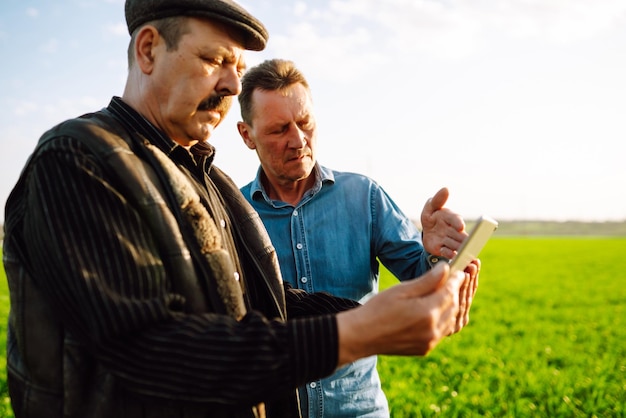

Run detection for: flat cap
[[125, 0, 268, 51]]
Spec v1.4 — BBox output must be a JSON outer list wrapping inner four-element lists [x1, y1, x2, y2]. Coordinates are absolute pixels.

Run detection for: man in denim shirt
[[238, 59, 473, 417]]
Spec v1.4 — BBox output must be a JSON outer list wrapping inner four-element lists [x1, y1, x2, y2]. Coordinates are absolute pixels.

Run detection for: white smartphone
[[449, 215, 498, 273]]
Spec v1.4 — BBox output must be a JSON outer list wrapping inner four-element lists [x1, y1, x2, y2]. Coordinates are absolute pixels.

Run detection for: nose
[[287, 125, 308, 149], [216, 65, 242, 96]]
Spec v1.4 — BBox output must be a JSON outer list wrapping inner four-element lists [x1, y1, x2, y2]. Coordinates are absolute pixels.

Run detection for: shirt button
[[309, 382, 317, 388], [301, 277, 308, 284], [293, 210, 298, 216], [220, 219, 226, 228], [234, 272, 240, 282], [296, 243, 303, 250]]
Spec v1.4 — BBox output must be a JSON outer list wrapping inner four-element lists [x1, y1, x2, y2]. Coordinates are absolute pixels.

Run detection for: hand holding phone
[[449, 215, 498, 274]]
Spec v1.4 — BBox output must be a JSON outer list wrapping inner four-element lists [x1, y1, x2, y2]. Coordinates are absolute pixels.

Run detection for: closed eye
[[269, 124, 289, 135]]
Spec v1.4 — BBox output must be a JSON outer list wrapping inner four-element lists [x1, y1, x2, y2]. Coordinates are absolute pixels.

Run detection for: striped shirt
[[8, 96, 359, 410]]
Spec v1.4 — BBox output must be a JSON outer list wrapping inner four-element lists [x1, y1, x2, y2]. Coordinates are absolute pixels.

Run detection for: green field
[[0, 248, 10, 418], [1, 238, 625, 417], [379, 237, 626, 417]]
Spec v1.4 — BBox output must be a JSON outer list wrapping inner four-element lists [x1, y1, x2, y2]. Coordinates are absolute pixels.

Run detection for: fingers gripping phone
[[449, 215, 498, 274]]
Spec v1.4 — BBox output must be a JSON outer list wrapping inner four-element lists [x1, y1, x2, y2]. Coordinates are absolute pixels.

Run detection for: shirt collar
[[249, 162, 335, 204]]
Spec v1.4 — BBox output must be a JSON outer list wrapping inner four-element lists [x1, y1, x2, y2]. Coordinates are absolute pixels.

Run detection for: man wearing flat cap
[[125, 0, 269, 50], [3, 0, 478, 417]]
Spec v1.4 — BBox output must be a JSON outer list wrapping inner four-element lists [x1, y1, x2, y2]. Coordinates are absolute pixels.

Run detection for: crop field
[[0, 249, 10, 418], [378, 237, 626, 417], [1, 237, 625, 417]]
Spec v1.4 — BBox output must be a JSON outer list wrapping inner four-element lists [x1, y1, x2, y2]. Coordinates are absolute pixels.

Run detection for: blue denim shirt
[[241, 164, 438, 418]]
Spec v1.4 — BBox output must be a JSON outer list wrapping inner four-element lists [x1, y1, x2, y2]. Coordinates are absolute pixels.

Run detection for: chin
[[197, 125, 215, 142]]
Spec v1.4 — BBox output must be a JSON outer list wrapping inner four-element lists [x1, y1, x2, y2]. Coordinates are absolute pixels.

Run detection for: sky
[[1, 0, 625, 223]]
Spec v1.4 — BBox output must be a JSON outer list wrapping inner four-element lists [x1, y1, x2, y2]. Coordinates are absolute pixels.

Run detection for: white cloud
[[106, 22, 127, 37], [267, 0, 626, 65], [14, 101, 38, 117], [12, 96, 102, 126], [26, 7, 39, 18], [294, 1, 308, 17], [40, 38, 59, 54], [267, 21, 383, 81], [327, 0, 482, 57], [482, 0, 626, 43]]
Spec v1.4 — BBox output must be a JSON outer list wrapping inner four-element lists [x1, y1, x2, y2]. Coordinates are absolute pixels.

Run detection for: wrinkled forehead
[[182, 17, 247, 63], [252, 85, 314, 122]]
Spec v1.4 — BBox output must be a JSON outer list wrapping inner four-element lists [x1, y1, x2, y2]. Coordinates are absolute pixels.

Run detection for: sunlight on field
[[379, 237, 626, 417], [0, 251, 11, 418], [0, 239, 625, 417]]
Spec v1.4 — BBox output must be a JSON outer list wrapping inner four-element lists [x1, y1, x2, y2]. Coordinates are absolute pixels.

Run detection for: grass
[[0, 238, 625, 417], [378, 237, 626, 417], [0, 249, 11, 418]]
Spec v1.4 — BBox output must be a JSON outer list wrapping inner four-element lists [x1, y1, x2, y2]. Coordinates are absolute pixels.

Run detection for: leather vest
[[3, 111, 298, 417]]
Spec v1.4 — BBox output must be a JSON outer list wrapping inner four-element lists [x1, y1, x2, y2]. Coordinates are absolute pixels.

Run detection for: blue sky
[[1, 0, 625, 222]]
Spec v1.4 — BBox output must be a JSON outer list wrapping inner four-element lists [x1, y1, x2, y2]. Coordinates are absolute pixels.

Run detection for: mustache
[[198, 95, 232, 113]]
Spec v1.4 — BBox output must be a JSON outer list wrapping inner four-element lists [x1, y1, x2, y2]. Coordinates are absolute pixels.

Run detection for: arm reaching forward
[[336, 261, 478, 367]]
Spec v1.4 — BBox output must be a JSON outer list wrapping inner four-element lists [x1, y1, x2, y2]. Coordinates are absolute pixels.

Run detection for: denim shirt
[[241, 164, 439, 418]]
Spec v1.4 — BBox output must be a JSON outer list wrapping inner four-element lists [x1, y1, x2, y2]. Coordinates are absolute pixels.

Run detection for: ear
[[134, 26, 160, 75], [237, 121, 256, 150]]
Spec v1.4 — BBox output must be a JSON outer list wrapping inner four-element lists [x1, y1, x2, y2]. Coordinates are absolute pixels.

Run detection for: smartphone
[[449, 215, 498, 273]]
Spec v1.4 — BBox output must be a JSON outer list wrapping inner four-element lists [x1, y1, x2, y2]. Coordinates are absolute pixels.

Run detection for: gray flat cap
[[125, 0, 268, 51]]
